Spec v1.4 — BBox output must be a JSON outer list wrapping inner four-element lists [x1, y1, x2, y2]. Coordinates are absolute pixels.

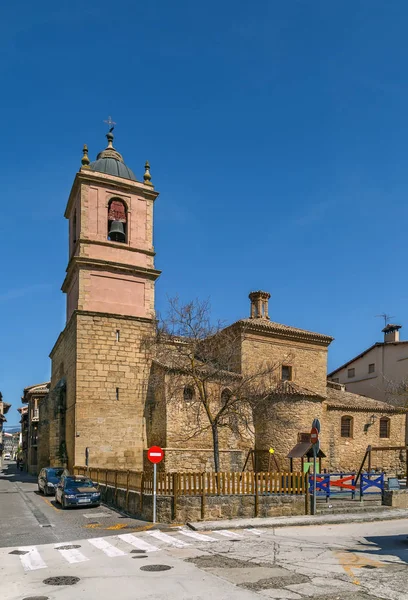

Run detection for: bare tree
[[151, 297, 292, 472]]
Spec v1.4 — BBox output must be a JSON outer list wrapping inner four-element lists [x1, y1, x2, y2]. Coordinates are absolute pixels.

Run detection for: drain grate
[[55, 545, 81, 550], [23, 597, 49, 600], [43, 576, 80, 586], [9, 550, 28, 555], [132, 555, 147, 559], [131, 549, 146, 554], [140, 565, 173, 572]]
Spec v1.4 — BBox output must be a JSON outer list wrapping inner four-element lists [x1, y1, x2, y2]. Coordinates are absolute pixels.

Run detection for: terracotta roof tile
[[235, 318, 333, 344], [325, 386, 407, 413]]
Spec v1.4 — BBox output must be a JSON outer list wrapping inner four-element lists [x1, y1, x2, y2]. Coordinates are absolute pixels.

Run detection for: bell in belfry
[[108, 221, 126, 243]]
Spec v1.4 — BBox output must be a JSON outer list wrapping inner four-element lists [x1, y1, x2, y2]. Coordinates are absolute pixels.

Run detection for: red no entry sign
[[147, 446, 164, 464], [310, 427, 319, 444]]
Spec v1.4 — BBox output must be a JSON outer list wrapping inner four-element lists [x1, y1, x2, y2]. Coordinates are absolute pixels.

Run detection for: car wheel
[[38, 484, 42, 494], [62, 496, 67, 509]]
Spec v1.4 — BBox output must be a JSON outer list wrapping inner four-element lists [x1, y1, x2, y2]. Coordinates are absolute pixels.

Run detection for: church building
[[37, 130, 407, 477]]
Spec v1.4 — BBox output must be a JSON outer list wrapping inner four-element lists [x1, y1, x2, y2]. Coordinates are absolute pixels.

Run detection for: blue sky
[[2, 1, 408, 427]]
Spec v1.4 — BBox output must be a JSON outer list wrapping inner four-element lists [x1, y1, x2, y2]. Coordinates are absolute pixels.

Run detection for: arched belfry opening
[[108, 198, 127, 243]]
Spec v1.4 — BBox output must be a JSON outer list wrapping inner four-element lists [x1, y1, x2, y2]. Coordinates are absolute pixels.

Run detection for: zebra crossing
[[4, 527, 265, 573]]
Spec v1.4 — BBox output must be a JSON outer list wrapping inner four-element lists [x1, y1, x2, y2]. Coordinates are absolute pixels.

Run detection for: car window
[[64, 477, 94, 488], [47, 468, 65, 478]]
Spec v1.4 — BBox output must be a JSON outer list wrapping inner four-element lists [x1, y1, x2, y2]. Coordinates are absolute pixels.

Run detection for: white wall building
[[328, 324, 408, 405]]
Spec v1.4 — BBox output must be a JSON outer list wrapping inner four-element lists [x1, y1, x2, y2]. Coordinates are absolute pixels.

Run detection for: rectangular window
[[281, 365, 292, 381], [116, 387, 119, 401], [380, 418, 390, 438], [368, 363, 375, 374], [341, 416, 353, 438], [332, 378, 339, 383], [116, 329, 120, 342], [347, 368, 355, 378]]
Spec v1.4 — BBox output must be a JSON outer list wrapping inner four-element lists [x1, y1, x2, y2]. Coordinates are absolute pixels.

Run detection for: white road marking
[[88, 537, 126, 557], [118, 533, 160, 552], [147, 531, 190, 548], [55, 545, 89, 564], [18, 547, 47, 571], [83, 512, 110, 518], [216, 530, 241, 538], [178, 530, 218, 542], [244, 528, 263, 536]]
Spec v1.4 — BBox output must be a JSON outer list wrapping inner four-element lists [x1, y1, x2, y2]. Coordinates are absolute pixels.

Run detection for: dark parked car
[[55, 475, 101, 509], [38, 467, 68, 495]]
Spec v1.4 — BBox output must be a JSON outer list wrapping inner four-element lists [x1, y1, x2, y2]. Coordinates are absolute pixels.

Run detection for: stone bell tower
[[46, 125, 160, 472]]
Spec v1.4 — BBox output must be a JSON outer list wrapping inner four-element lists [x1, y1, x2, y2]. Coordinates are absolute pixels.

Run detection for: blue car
[[38, 467, 69, 496], [55, 475, 101, 509]]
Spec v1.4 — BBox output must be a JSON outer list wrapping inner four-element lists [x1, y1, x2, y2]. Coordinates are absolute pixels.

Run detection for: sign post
[[310, 419, 321, 516], [147, 446, 164, 524]]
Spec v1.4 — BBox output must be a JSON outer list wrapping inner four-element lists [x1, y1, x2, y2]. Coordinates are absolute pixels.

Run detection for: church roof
[[268, 380, 323, 398], [325, 386, 407, 413], [234, 318, 333, 345], [89, 131, 137, 182]]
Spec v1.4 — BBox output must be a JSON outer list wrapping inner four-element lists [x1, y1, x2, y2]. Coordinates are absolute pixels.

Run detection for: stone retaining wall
[[99, 483, 306, 523], [383, 490, 408, 508]]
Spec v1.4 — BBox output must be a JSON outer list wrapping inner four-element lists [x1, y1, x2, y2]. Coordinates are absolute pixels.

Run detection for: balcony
[[31, 408, 39, 422]]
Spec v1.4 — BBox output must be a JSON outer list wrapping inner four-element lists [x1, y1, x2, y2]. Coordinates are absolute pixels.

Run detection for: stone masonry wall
[[39, 316, 77, 472], [98, 483, 305, 523], [145, 368, 254, 472], [75, 313, 155, 470], [325, 406, 406, 474], [254, 396, 325, 472], [242, 334, 329, 398]]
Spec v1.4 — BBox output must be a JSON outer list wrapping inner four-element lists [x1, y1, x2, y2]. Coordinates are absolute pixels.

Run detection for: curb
[[187, 509, 408, 531]]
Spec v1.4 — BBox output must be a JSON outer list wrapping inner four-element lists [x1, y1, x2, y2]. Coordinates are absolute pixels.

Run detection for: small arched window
[[341, 415, 353, 438], [379, 417, 390, 439], [108, 199, 127, 243], [183, 386, 195, 402]]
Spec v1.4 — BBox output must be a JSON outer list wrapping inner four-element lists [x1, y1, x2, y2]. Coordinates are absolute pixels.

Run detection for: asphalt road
[[2, 460, 408, 600], [0, 461, 154, 548]]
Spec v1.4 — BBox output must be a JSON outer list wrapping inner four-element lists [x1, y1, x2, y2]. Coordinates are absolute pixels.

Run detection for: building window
[[116, 387, 120, 401], [368, 363, 375, 374], [183, 386, 195, 402], [347, 368, 355, 378], [108, 199, 127, 243], [379, 417, 390, 439], [281, 365, 292, 381], [332, 378, 339, 383], [341, 415, 353, 438]]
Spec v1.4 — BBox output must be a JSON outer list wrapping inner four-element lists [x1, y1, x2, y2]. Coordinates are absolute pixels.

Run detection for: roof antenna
[[375, 313, 395, 328]]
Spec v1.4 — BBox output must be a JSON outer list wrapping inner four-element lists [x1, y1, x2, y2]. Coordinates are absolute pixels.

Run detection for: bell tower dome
[[63, 128, 160, 321]]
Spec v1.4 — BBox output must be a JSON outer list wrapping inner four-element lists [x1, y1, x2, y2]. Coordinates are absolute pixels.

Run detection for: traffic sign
[[310, 427, 319, 444], [312, 418, 321, 433], [147, 446, 164, 464]]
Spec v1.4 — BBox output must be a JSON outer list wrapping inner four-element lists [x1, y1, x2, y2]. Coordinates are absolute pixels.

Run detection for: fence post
[[305, 474, 310, 515], [126, 470, 130, 510], [201, 472, 206, 520], [173, 472, 178, 521], [105, 469, 108, 489], [114, 470, 118, 503], [254, 472, 259, 517]]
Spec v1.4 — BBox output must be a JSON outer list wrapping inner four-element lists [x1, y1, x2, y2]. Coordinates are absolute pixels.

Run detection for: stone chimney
[[382, 324, 401, 343], [249, 291, 270, 320]]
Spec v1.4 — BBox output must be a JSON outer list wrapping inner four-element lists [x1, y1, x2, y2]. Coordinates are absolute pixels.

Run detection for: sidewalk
[[188, 507, 408, 531]]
